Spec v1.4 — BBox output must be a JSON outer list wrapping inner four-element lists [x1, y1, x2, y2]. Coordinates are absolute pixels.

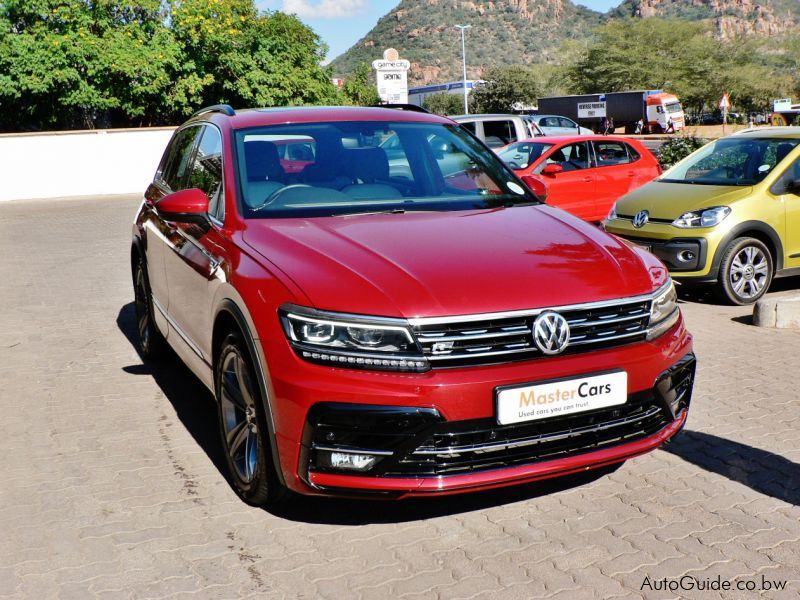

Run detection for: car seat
[[342, 147, 402, 200], [244, 141, 286, 183]]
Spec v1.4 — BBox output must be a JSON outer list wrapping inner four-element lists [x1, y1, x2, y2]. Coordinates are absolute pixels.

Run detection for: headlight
[[672, 206, 730, 228], [647, 281, 680, 340], [279, 305, 428, 372]]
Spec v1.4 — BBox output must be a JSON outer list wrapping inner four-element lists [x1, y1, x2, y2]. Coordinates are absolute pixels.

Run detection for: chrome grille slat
[[412, 405, 662, 456], [414, 297, 652, 367]]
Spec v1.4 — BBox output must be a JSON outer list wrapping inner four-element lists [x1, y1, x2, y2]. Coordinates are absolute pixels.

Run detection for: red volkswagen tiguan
[[131, 105, 695, 505]]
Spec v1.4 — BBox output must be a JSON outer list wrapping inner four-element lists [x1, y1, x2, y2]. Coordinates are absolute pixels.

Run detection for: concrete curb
[[753, 295, 800, 328]]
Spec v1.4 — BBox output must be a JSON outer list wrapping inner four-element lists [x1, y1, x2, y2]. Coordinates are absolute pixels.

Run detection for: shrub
[[657, 136, 708, 169]]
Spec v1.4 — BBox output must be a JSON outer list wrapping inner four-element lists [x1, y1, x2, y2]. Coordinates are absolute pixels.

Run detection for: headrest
[[346, 147, 390, 183], [244, 141, 284, 182]]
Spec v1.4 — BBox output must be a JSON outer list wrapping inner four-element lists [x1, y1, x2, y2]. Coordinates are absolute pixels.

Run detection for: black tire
[[215, 333, 289, 506], [715, 237, 773, 305], [133, 254, 167, 360]]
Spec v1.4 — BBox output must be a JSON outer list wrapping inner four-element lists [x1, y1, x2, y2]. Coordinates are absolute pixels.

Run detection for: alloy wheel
[[728, 245, 769, 301], [220, 350, 260, 483], [134, 266, 151, 351]]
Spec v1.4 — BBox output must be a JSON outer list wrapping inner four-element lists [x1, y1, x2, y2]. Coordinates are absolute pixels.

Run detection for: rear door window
[[161, 126, 202, 191], [593, 141, 633, 167], [537, 142, 590, 172], [482, 120, 517, 148]]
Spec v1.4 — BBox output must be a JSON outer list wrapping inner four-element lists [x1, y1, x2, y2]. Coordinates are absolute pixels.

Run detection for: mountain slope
[[331, 0, 603, 85], [613, 0, 800, 37], [331, 0, 800, 85]]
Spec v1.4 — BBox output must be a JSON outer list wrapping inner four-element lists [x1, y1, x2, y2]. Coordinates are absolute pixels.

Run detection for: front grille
[[384, 392, 671, 476], [304, 353, 696, 481], [413, 298, 651, 367]]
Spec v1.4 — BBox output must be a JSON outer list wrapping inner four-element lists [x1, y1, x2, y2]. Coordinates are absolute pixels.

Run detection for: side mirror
[[521, 174, 549, 202], [541, 163, 563, 176], [156, 188, 210, 225], [788, 178, 800, 195]]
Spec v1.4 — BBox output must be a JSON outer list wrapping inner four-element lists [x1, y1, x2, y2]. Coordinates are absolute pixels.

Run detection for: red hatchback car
[[131, 105, 694, 505], [497, 136, 661, 222]]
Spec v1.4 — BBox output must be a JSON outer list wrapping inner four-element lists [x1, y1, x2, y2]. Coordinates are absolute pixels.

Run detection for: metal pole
[[456, 25, 471, 114]]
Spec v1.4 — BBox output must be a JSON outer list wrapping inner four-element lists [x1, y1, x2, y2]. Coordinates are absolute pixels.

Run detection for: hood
[[243, 205, 664, 318], [616, 181, 753, 220]]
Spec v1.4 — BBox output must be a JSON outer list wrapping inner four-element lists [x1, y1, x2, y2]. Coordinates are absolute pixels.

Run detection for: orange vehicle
[[498, 135, 662, 222]]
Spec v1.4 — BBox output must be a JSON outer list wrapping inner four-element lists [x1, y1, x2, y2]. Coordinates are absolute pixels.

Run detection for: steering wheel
[[253, 184, 312, 211]]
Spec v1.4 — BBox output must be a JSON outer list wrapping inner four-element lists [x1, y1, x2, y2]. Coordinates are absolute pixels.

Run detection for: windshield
[[234, 121, 538, 218], [665, 102, 682, 114], [661, 138, 799, 186], [496, 142, 554, 170]]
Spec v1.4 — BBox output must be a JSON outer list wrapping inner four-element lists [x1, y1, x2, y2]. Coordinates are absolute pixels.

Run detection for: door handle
[[627, 171, 636, 177], [582, 177, 592, 183]]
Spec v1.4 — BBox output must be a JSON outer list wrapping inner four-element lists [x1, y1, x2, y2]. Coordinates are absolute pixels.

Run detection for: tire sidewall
[[214, 333, 273, 505], [717, 237, 773, 305], [133, 256, 164, 359]]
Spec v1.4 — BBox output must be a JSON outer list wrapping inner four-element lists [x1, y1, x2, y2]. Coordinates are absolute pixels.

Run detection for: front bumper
[[605, 219, 722, 279], [267, 318, 694, 498]]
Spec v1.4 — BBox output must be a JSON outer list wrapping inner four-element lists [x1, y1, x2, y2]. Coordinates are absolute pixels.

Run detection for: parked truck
[[771, 98, 800, 126], [538, 90, 685, 134]]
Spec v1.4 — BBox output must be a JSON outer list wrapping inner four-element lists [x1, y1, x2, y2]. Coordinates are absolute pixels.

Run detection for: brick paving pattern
[[1, 196, 798, 599]]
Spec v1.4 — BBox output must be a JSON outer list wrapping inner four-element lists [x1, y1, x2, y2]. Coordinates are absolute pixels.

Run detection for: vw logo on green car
[[605, 128, 800, 305]]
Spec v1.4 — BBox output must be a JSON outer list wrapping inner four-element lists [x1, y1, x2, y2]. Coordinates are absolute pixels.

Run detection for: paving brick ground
[[1, 195, 798, 599]]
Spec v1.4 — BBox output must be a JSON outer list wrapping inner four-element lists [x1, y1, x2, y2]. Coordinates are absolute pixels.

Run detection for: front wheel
[[716, 237, 773, 305], [215, 333, 289, 506]]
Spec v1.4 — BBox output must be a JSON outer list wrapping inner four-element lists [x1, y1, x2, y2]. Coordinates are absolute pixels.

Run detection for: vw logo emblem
[[532, 311, 570, 355], [632, 210, 649, 228]]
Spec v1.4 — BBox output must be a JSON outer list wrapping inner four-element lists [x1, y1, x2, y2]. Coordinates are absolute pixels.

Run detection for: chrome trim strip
[[408, 286, 662, 327], [427, 346, 536, 361], [568, 312, 648, 328], [569, 330, 644, 346], [152, 296, 207, 362], [412, 406, 663, 456], [418, 329, 530, 343], [312, 445, 395, 457]]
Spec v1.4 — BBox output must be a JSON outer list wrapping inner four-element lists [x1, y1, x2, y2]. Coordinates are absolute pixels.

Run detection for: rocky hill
[[331, 0, 604, 85], [613, 0, 800, 37], [331, 0, 800, 85]]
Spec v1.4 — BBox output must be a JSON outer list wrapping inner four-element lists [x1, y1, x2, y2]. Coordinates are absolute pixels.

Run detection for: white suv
[[452, 114, 543, 149]]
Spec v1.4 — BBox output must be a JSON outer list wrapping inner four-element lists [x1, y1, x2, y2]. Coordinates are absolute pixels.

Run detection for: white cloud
[[282, 0, 368, 19]]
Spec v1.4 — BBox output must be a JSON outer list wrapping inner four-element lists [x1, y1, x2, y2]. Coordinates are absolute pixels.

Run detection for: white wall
[[0, 127, 176, 202]]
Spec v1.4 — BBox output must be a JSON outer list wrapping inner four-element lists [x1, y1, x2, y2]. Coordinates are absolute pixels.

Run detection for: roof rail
[[192, 104, 236, 118], [374, 103, 430, 114]]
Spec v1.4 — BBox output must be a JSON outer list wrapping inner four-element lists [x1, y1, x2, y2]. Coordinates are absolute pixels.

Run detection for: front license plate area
[[496, 371, 628, 426]]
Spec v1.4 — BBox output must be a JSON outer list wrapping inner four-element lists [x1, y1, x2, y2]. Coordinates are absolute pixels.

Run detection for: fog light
[[318, 450, 379, 471], [677, 250, 695, 263]]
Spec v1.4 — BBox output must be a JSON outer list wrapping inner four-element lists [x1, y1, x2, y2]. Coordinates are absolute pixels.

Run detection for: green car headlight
[[672, 206, 730, 228]]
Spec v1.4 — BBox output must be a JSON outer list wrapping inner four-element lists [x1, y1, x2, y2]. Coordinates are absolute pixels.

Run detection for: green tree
[[422, 92, 464, 116], [338, 62, 380, 106], [0, 0, 340, 131], [471, 65, 542, 113]]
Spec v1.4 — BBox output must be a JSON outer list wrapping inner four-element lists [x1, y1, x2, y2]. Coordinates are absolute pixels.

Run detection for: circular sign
[[384, 48, 400, 61]]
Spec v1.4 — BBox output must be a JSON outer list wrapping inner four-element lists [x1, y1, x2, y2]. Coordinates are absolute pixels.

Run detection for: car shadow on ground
[[116, 301, 621, 523], [664, 430, 800, 506], [117, 302, 230, 481]]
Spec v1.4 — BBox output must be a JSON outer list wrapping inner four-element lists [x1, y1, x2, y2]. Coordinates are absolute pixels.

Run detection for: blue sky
[[257, 1, 622, 61]]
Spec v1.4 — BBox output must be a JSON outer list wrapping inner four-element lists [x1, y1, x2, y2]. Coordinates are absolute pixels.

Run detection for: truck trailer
[[538, 91, 685, 134]]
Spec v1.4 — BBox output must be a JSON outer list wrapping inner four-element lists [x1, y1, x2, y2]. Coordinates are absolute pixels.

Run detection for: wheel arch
[[710, 220, 783, 277], [212, 299, 286, 486]]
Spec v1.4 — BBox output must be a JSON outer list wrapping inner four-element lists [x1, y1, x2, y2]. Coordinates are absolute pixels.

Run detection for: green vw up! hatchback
[[605, 128, 800, 305]]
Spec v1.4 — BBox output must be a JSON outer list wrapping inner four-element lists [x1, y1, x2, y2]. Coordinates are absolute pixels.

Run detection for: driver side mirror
[[521, 175, 549, 202], [541, 163, 563, 176], [156, 188, 211, 226]]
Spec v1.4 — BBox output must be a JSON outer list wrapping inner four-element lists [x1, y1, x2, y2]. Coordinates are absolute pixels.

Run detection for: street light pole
[[455, 25, 471, 115]]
